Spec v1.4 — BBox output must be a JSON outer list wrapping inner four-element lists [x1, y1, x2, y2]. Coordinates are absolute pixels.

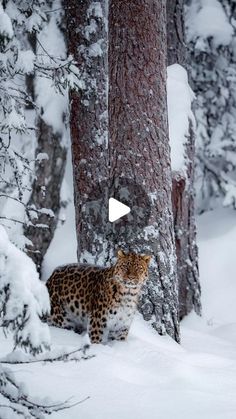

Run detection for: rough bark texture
[[167, 0, 186, 66], [66, 0, 180, 341], [24, 32, 67, 273], [64, 0, 109, 265], [171, 126, 201, 320], [167, 0, 201, 319], [109, 1, 180, 342], [24, 118, 67, 272]]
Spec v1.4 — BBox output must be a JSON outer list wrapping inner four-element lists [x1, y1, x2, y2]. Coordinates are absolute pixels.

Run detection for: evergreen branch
[[197, 153, 236, 192]]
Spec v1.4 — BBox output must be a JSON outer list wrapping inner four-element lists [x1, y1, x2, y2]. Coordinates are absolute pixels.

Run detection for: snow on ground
[[1, 207, 236, 419]]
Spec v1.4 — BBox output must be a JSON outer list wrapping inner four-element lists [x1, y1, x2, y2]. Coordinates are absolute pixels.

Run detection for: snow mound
[[0, 225, 50, 354]]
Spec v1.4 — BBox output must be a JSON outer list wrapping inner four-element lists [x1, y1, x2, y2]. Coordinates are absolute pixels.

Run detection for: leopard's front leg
[[88, 317, 104, 343]]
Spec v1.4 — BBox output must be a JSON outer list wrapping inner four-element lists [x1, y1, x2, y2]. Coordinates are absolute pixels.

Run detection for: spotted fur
[[46, 250, 151, 343]]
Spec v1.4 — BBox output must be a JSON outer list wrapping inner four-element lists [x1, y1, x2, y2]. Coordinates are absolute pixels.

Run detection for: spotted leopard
[[46, 250, 151, 343]]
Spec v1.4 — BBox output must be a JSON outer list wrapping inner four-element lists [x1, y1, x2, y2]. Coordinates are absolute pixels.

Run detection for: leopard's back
[[47, 263, 111, 306]]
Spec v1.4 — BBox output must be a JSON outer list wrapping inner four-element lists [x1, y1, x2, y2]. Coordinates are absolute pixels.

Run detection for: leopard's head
[[114, 250, 151, 287]]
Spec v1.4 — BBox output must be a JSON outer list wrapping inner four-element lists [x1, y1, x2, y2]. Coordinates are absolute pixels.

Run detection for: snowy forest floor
[[1, 207, 236, 419]]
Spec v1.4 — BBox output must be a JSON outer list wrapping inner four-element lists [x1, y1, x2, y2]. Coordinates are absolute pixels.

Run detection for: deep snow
[[1, 208, 236, 419]]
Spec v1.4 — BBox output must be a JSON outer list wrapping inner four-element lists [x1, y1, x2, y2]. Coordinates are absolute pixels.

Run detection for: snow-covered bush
[[0, 225, 90, 417], [0, 0, 78, 248], [186, 0, 236, 213], [0, 363, 76, 418], [0, 225, 59, 418], [0, 225, 50, 354]]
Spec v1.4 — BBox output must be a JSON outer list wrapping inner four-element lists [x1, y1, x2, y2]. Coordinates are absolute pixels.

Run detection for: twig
[[0, 345, 94, 364], [0, 216, 25, 225]]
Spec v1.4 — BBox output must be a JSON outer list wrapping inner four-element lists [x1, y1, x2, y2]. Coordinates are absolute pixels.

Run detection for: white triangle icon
[[109, 197, 130, 222]]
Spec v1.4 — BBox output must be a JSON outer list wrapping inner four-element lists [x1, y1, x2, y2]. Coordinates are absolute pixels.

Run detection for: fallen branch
[[0, 345, 94, 365]]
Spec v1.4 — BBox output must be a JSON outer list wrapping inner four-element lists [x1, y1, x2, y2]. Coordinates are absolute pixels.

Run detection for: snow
[[89, 40, 103, 57], [87, 2, 104, 19], [85, 19, 98, 41], [186, 0, 234, 48], [0, 225, 50, 353], [35, 13, 68, 135], [4, 105, 26, 132], [41, 147, 77, 280], [1, 1, 236, 415], [167, 64, 195, 172], [196, 208, 236, 324], [0, 4, 13, 38], [2, 203, 236, 419], [16, 50, 35, 74], [36, 152, 49, 162]]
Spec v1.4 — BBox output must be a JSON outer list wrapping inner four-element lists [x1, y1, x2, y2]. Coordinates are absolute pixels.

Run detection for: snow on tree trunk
[[24, 13, 68, 273], [167, 0, 201, 319], [185, 0, 236, 212], [24, 120, 67, 273], [109, 0, 180, 342], [64, 0, 109, 265]]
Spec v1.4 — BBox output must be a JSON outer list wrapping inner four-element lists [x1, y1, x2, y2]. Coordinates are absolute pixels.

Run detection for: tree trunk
[[167, 0, 201, 320], [24, 119, 67, 273], [24, 31, 67, 274], [64, 0, 109, 266], [109, 0, 179, 342], [66, 0, 180, 341], [167, 0, 186, 66]]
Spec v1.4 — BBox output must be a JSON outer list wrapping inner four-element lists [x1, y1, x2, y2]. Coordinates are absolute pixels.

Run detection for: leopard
[[46, 250, 151, 344]]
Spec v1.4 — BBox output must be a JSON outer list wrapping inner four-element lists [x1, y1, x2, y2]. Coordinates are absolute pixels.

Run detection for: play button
[[81, 177, 151, 245], [109, 197, 130, 222]]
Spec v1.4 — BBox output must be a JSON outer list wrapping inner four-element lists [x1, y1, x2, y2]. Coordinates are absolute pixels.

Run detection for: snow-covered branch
[[0, 365, 89, 419], [0, 226, 50, 354], [0, 345, 94, 364]]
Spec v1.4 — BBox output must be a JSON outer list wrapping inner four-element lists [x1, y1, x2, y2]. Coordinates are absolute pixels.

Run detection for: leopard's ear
[[143, 255, 151, 265], [117, 249, 126, 258]]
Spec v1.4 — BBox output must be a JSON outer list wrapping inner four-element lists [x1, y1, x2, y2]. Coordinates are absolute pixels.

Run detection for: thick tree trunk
[[109, 1, 180, 342], [66, 0, 180, 341], [64, 0, 109, 265], [167, 0, 201, 319]]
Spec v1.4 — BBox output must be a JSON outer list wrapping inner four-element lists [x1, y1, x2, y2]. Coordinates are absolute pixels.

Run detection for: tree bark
[[24, 31, 67, 274], [109, 0, 180, 342], [167, 0, 201, 319], [64, 0, 109, 265], [167, 0, 186, 66], [66, 0, 180, 341], [24, 118, 67, 273]]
